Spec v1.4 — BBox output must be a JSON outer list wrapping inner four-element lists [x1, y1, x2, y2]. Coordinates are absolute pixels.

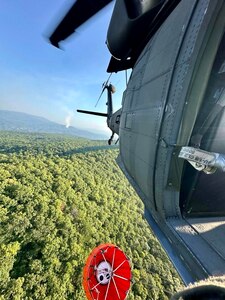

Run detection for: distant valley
[[0, 110, 107, 140]]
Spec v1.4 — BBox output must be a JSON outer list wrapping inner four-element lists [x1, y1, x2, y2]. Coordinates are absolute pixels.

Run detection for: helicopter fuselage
[[116, 0, 225, 283]]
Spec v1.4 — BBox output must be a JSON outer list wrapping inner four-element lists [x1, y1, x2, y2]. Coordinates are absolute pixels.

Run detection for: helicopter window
[[180, 30, 225, 217]]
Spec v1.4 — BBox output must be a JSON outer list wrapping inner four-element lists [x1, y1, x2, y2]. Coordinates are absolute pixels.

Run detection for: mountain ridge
[[0, 110, 107, 140]]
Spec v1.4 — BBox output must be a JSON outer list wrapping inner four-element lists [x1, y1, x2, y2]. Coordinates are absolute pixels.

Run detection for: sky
[[0, 0, 128, 137]]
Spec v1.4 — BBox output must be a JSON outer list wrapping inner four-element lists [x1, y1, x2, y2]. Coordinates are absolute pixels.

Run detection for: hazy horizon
[[0, 109, 109, 139]]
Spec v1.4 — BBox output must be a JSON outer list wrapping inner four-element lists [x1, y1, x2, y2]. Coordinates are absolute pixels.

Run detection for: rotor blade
[[95, 86, 106, 108], [95, 73, 112, 107], [49, 0, 113, 48], [77, 109, 107, 117], [103, 72, 112, 88]]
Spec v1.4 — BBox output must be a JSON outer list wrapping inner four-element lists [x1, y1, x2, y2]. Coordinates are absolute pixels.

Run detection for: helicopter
[[77, 79, 121, 145], [48, 0, 225, 286]]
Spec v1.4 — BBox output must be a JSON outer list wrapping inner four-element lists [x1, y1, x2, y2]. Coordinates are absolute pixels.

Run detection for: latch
[[179, 146, 225, 174]]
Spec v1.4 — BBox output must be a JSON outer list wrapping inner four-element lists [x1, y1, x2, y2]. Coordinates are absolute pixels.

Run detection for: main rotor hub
[[109, 84, 116, 94], [96, 261, 112, 284]]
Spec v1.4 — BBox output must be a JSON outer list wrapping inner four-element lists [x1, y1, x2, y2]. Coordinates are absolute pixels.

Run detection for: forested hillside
[[0, 132, 182, 299]]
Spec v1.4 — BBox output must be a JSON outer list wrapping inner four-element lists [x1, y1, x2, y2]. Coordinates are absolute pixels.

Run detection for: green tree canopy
[[0, 132, 182, 299]]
